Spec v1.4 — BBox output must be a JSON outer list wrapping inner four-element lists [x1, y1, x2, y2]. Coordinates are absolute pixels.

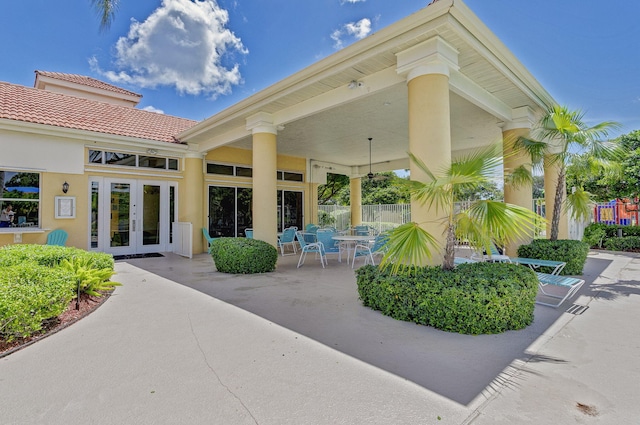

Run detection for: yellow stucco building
[[0, 0, 566, 259]]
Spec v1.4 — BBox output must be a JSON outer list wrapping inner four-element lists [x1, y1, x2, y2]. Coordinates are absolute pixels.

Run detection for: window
[[89, 150, 179, 171], [0, 171, 40, 228], [207, 162, 303, 181]]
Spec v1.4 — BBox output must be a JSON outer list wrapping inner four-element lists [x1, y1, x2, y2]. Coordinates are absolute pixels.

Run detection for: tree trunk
[[550, 167, 566, 241], [443, 223, 456, 270]]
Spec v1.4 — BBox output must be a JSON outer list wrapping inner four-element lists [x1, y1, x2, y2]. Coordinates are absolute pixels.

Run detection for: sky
[[2, 0, 639, 137]]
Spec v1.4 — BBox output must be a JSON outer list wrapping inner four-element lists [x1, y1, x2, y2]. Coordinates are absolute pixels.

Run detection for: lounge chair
[[510, 257, 566, 276], [535, 272, 585, 307]]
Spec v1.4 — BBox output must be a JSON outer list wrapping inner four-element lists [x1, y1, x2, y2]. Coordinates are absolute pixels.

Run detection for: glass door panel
[[110, 183, 131, 248], [237, 188, 252, 237], [283, 191, 303, 229], [209, 186, 236, 237], [142, 184, 161, 246]]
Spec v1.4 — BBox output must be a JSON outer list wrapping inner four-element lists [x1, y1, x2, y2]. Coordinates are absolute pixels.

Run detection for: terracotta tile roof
[[35, 70, 142, 99], [0, 81, 197, 143]]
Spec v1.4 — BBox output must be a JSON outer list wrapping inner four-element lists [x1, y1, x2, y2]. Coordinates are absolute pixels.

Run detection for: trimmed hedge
[[603, 236, 640, 252], [356, 262, 538, 335], [583, 223, 640, 252], [210, 237, 278, 274], [0, 245, 117, 342], [0, 244, 114, 270], [517, 239, 589, 275], [0, 264, 75, 341]]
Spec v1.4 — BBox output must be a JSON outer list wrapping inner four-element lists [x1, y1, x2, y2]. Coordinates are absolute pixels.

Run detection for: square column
[[397, 36, 458, 265], [247, 112, 278, 246], [350, 177, 362, 226], [502, 108, 535, 255], [181, 154, 205, 254]]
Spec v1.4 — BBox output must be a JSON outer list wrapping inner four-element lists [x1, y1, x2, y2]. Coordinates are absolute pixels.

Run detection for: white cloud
[[91, 0, 247, 99], [141, 105, 165, 114], [331, 18, 372, 49], [340, 0, 366, 4]]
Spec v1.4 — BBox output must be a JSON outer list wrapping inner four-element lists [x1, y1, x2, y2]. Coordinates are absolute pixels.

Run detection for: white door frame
[[89, 177, 177, 255]]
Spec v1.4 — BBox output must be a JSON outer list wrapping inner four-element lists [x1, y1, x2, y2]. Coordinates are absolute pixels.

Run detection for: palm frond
[[565, 187, 593, 221], [380, 222, 439, 275]]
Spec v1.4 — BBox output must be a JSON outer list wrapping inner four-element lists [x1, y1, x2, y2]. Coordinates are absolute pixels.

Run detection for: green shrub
[[582, 223, 607, 248], [0, 244, 114, 270], [517, 239, 589, 275], [0, 264, 75, 341], [210, 238, 278, 274], [356, 262, 537, 335], [603, 236, 640, 252], [59, 257, 121, 297]]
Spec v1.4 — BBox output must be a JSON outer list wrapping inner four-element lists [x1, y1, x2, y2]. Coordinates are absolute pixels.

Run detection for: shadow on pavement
[[121, 251, 617, 406]]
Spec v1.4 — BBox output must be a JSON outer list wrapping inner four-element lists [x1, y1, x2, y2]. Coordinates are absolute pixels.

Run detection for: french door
[[90, 178, 177, 255]]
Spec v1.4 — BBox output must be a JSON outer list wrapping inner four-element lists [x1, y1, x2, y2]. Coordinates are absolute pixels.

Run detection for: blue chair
[[46, 229, 68, 246], [278, 227, 298, 256], [244, 228, 253, 239], [352, 233, 389, 268], [305, 224, 319, 233], [353, 225, 370, 236], [295, 231, 325, 268], [202, 227, 216, 253], [315, 229, 343, 263]]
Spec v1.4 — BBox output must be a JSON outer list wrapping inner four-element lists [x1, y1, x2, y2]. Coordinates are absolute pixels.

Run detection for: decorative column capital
[[396, 36, 459, 81], [501, 106, 536, 131], [246, 112, 278, 135]]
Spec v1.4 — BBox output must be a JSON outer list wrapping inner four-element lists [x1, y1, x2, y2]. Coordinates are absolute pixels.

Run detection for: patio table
[[332, 235, 376, 264]]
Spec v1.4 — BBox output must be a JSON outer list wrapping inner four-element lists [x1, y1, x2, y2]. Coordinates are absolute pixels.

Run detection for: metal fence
[[318, 199, 610, 241], [318, 204, 412, 233]]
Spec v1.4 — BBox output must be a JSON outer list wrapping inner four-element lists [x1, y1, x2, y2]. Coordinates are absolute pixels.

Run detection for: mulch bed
[[0, 291, 112, 358]]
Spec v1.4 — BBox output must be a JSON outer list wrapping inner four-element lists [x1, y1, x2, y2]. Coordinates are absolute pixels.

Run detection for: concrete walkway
[[0, 250, 638, 424]]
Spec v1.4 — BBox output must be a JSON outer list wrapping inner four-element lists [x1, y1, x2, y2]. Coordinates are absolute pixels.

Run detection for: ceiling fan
[[366, 137, 388, 181]]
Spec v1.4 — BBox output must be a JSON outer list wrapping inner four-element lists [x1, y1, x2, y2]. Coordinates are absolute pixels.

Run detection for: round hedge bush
[[210, 237, 278, 274], [356, 262, 538, 335]]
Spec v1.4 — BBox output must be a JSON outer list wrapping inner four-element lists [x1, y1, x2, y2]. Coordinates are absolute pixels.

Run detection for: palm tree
[[91, 0, 119, 31], [381, 145, 544, 272], [516, 105, 621, 240]]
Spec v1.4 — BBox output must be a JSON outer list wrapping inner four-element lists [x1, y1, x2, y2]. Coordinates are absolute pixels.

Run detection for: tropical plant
[[59, 257, 121, 298], [91, 0, 119, 30], [381, 145, 544, 272], [515, 105, 622, 240]]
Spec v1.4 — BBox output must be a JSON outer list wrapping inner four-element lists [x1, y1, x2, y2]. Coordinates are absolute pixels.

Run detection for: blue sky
[[2, 0, 639, 137]]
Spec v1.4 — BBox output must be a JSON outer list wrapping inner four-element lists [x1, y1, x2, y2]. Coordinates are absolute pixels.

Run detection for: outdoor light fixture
[[147, 148, 158, 155], [62, 181, 69, 194], [348, 80, 363, 89]]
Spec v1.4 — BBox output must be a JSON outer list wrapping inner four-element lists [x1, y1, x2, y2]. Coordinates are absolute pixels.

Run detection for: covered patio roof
[[179, 0, 554, 178]]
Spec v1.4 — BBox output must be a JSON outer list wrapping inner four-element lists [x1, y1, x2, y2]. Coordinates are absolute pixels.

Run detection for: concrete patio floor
[[1, 249, 638, 423]]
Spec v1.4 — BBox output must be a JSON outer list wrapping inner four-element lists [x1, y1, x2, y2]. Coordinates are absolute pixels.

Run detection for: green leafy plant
[[59, 257, 121, 297], [381, 145, 544, 272], [0, 264, 75, 341], [517, 239, 589, 275], [515, 105, 622, 240], [210, 237, 278, 274], [356, 262, 537, 335], [0, 244, 114, 270], [582, 223, 608, 248], [603, 236, 640, 252]]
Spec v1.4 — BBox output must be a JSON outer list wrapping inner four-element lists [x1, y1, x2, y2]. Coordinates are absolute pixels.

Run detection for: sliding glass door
[[208, 186, 252, 237]]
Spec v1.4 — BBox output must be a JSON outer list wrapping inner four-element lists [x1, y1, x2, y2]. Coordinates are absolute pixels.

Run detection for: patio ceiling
[[179, 0, 554, 176]]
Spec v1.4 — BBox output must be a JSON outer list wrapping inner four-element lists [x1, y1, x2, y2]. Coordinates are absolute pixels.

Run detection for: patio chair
[[453, 257, 477, 266], [202, 227, 217, 253], [295, 231, 326, 268], [46, 229, 68, 246], [315, 229, 342, 263], [352, 233, 389, 268], [244, 228, 253, 239], [305, 224, 319, 233], [278, 227, 298, 256], [353, 225, 370, 236]]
